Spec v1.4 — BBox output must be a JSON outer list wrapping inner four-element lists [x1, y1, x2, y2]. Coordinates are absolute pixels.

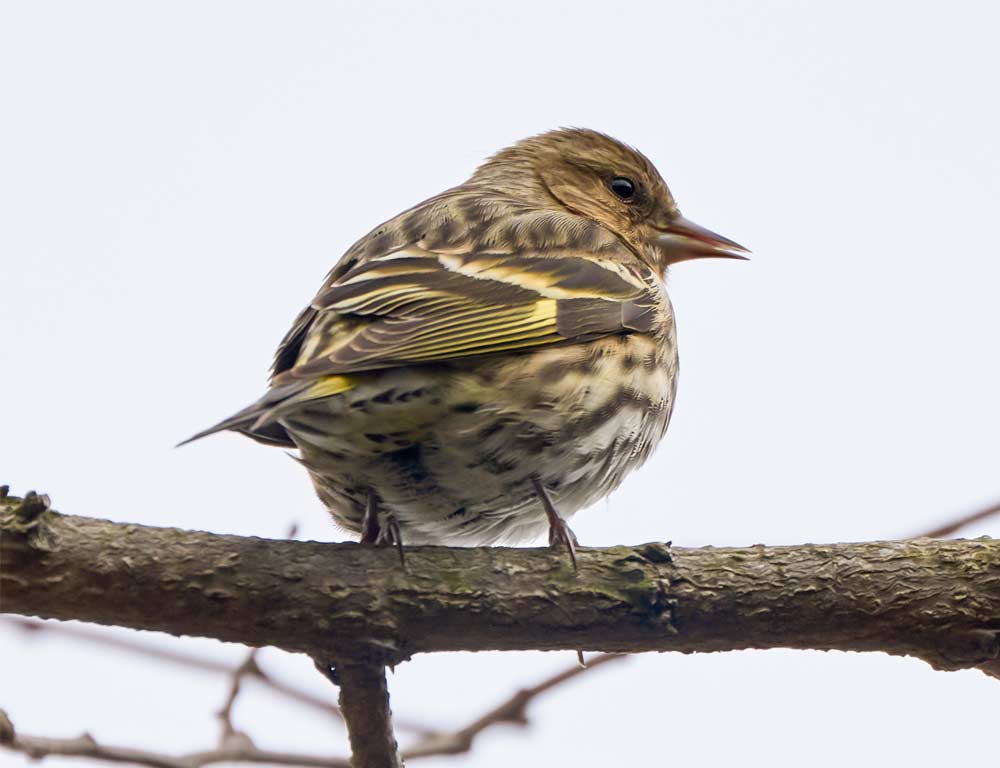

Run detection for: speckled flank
[[295, 312, 678, 545]]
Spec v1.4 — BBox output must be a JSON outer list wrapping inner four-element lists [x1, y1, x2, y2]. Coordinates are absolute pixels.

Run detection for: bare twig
[[916, 498, 1000, 539], [0, 709, 352, 768], [403, 652, 626, 758], [2, 617, 234, 673], [0, 617, 447, 736], [0, 654, 629, 767], [216, 650, 259, 748], [251, 659, 347, 726], [0, 617, 345, 724]]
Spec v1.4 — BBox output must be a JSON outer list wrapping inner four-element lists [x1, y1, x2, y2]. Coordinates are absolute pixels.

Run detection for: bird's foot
[[547, 513, 579, 570], [375, 514, 406, 568], [360, 490, 380, 544], [360, 490, 406, 568], [532, 476, 579, 571]]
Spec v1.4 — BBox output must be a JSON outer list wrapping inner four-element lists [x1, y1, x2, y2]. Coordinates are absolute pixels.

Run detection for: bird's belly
[[288, 334, 677, 544]]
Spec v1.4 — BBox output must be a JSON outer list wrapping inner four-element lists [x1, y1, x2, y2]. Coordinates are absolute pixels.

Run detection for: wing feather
[[273, 244, 661, 386]]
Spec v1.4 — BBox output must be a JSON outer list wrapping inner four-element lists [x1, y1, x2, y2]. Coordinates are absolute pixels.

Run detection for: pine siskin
[[185, 128, 747, 561]]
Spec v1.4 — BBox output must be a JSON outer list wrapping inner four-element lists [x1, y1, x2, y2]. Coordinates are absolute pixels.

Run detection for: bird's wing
[[271, 245, 661, 384], [181, 210, 663, 445]]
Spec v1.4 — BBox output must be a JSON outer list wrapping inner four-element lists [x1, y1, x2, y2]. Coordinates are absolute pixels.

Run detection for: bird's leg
[[531, 475, 578, 571], [379, 515, 405, 568], [361, 488, 406, 569], [360, 489, 381, 544], [361, 489, 406, 567]]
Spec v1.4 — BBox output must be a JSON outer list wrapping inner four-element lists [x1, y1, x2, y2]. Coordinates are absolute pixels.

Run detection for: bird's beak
[[654, 215, 750, 265]]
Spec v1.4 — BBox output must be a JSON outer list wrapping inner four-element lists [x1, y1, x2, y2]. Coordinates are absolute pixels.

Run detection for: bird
[[184, 128, 747, 564]]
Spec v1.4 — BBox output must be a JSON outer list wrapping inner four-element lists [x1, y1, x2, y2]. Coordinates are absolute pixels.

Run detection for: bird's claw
[[547, 514, 579, 571], [361, 490, 406, 568], [374, 514, 406, 568], [533, 475, 579, 571]]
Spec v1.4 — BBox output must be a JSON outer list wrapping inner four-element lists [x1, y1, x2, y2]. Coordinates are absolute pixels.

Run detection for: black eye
[[609, 176, 636, 201]]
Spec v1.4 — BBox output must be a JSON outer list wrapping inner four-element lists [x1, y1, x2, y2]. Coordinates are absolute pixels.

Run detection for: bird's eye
[[609, 176, 636, 201]]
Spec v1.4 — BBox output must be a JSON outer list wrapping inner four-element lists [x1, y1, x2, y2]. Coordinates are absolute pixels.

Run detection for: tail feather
[[177, 403, 274, 447], [178, 376, 356, 448], [177, 381, 306, 448], [234, 422, 296, 448]]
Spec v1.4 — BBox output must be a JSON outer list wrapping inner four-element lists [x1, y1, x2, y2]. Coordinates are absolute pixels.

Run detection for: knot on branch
[[635, 541, 673, 564], [0, 488, 55, 551], [933, 628, 1000, 671], [610, 546, 677, 632], [2, 488, 51, 526]]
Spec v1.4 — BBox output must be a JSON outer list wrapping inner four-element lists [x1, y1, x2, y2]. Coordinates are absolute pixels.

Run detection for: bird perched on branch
[[185, 128, 747, 565]]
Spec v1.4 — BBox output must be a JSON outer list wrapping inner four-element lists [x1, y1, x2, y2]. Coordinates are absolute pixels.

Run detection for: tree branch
[[315, 661, 401, 768], [2, 489, 999, 682]]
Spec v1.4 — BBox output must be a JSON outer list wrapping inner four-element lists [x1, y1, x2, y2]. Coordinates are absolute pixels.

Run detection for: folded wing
[[184, 209, 663, 446], [274, 247, 660, 383]]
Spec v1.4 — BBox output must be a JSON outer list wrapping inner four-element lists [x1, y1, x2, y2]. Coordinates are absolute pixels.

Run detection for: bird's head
[[472, 128, 748, 274]]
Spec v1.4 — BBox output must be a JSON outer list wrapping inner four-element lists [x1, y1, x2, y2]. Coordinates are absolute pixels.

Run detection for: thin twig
[[0, 642, 629, 767], [915, 498, 1000, 539], [1, 617, 346, 721], [402, 652, 627, 758], [1, 617, 234, 674], [0, 710, 352, 768], [216, 649, 258, 748], [0, 617, 441, 735]]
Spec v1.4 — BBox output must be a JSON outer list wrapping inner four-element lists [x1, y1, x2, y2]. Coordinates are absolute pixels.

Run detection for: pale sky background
[[2, 1, 999, 766]]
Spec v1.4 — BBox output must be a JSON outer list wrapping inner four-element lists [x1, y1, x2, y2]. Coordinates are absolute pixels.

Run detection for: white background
[[2, 1, 998, 766]]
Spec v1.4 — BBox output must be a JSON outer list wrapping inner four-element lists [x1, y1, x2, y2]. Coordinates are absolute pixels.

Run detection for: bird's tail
[[178, 375, 355, 448]]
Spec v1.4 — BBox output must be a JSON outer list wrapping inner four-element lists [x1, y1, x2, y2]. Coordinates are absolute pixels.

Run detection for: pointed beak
[[654, 215, 750, 265]]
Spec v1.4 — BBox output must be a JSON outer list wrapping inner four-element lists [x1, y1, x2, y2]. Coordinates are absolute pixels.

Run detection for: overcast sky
[[2, 1, 998, 766]]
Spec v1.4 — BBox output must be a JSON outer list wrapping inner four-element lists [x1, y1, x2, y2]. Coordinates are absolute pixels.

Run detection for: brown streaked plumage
[[185, 128, 747, 555]]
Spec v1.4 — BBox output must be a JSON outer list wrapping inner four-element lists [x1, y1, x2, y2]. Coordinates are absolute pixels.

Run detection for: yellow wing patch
[[252, 373, 357, 419], [394, 299, 558, 361], [305, 375, 356, 399]]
